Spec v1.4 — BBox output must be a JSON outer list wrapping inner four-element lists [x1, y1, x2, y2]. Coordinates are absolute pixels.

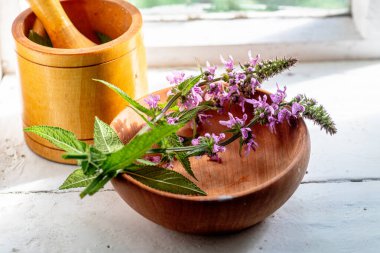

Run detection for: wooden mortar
[[12, 0, 148, 164]]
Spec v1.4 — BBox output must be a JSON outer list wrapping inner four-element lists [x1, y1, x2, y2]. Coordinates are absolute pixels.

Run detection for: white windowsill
[[144, 16, 380, 67]]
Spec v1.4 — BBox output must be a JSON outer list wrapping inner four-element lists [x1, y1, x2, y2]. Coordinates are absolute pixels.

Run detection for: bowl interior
[[23, 0, 132, 43], [111, 88, 307, 197]]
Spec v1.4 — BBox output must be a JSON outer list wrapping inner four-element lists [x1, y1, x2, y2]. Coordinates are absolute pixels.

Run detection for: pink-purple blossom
[[191, 132, 226, 162], [167, 117, 179, 125], [270, 84, 287, 105], [220, 55, 234, 72], [248, 51, 260, 67], [241, 127, 251, 140], [244, 136, 259, 156], [206, 61, 217, 75], [166, 71, 186, 85], [144, 95, 160, 109], [198, 113, 212, 124], [180, 86, 203, 110], [219, 112, 247, 128]]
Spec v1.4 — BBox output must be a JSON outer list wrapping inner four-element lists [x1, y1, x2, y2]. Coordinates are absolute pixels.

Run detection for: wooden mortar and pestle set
[[12, 0, 148, 163]]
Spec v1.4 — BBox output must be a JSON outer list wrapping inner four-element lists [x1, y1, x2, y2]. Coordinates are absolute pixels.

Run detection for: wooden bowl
[[111, 87, 311, 234], [12, 0, 148, 164]]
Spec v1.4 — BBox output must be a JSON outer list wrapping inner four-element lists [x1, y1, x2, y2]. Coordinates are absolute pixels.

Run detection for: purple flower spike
[[167, 117, 179, 125], [144, 94, 160, 109], [166, 71, 186, 85], [220, 55, 234, 71], [248, 51, 260, 67]]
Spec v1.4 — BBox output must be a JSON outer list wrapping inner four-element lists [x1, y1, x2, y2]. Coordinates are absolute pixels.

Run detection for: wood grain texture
[[12, 0, 148, 164], [111, 87, 311, 234], [26, 0, 95, 48]]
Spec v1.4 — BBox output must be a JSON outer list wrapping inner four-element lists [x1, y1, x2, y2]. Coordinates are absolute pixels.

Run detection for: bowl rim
[[12, 0, 142, 60], [113, 88, 310, 202]]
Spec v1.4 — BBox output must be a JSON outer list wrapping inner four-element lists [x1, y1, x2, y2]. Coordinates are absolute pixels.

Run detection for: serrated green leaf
[[94, 117, 123, 153], [126, 166, 206, 196], [59, 169, 97, 190], [165, 134, 196, 179], [104, 124, 182, 171], [93, 79, 154, 117], [24, 126, 86, 154], [80, 172, 114, 198], [28, 30, 52, 47], [178, 75, 202, 95], [96, 31, 112, 44]]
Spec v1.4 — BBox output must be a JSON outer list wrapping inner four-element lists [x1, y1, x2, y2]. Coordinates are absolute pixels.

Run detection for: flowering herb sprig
[[25, 52, 336, 197]]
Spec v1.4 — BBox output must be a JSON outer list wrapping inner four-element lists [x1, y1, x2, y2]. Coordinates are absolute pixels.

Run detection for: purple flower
[[270, 84, 287, 105], [238, 97, 246, 113], [267, 115, 278, 133], [291, 102, 305, 116], [166, 71, 185, 85], [241, 127, 251, 140], [180, 86, 203, 110], [167, 117, 179, 125], [244, 136, 258, 156], [206, 61, 217, 75], [248, 51, 260, 67], [145, 155, 161, 163], [251, 78, 260, 92], [207, 132, 226, 144], [144, 95, 160, 109], [278, 108, 291, 123], [219, 113, 247, 129], [198, 113, 212, 124], [220, 55, 234, 71], [191, 138, 200, 146]]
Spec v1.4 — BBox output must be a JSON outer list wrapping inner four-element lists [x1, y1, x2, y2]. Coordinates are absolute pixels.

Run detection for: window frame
[[1, 0, 380, 73]]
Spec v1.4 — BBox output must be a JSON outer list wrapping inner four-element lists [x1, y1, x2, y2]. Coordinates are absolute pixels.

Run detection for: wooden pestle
[[27, 0, 96, 48]]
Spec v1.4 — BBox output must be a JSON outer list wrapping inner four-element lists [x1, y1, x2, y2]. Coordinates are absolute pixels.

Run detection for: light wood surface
[[111, 87, 311, 234], [12, 0, 148, 164], [27, 0, 96, 48], [1, 61, 379, 251]]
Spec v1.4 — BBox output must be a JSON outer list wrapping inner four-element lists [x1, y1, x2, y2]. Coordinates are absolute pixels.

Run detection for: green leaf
[[94, 117, 123, 153], [80, 172, 114, 198], [59, 169, 98, 190], [136, 158, 159, 166], [126, 166, 206, 196], [169, 104, 211, 125], [24, 126, 86, 154], [178, 75, 202, 95], [28, 30, 52, 47], [104, 124, 182, 171], [93, 79, 154, 117], [96, 31, 112, 44], [164, 134, 196, 179]]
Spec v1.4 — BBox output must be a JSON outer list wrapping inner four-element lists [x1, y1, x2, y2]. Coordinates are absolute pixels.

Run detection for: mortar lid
[[12, 0, 143, 68]]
